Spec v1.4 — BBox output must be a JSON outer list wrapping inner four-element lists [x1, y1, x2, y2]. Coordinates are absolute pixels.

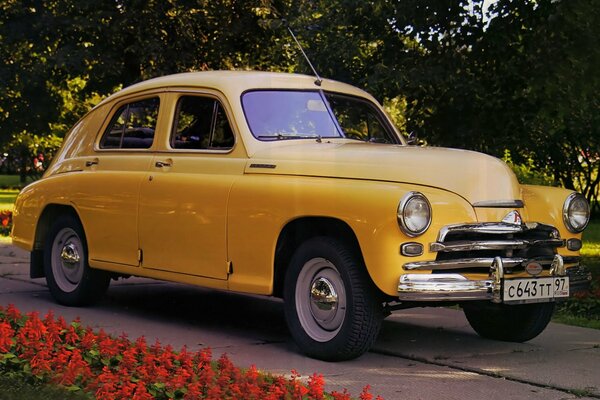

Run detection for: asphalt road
[[1, 241, 599, 400]]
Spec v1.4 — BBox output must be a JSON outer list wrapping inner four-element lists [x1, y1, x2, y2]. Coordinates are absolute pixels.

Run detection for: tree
[[0, 0, 296, 181], [279, 0, 598, 208], [1, 0, 597, 207]]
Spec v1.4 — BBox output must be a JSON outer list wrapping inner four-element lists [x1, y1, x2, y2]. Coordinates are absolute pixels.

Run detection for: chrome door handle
[[85, 159, 99, 167], [155, 161, 172, 168]]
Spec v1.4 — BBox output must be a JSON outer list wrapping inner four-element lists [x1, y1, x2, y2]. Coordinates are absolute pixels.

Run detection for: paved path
[[1, 240, 599, 399]]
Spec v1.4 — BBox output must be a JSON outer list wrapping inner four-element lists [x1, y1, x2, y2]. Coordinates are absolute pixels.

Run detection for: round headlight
[[398, 192, 431, 237], [563, 193, 590, 233]]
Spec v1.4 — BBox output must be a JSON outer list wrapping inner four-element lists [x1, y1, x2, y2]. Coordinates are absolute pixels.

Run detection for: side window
[[100, 97, 159, 149], [326, 94, 396, 144], [171, 96, 234, 150]]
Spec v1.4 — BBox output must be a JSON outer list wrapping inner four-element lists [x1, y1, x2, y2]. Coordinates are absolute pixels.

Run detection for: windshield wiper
[[257, 134, 323, 141]]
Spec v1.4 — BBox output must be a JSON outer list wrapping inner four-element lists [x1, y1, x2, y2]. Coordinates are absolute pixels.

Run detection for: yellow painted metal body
[[11, 71, 583, 298]]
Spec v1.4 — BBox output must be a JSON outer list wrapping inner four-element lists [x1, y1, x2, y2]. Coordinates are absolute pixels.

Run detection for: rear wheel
[[463, 302, 555, 342], [43, 214, 110, 306], [283, 237, 383, 361]]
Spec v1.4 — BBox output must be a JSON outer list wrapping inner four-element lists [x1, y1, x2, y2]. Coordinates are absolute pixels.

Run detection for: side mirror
[[406, 131, 418, 145]]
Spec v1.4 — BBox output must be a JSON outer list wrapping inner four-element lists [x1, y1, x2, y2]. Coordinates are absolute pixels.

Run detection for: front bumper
[[398, 254, 592, 303]]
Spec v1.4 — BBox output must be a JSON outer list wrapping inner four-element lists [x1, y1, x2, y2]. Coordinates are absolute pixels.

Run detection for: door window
[[171, 96, 234, 150]]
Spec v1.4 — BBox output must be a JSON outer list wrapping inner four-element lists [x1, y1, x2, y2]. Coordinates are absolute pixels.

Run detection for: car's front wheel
[[43, 214, 110, 306], [463, 301, 555, 342], [283, 237, 383, 361]]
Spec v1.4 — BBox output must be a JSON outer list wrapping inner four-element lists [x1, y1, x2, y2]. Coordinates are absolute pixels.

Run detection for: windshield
[[242, 90, 399, 144]]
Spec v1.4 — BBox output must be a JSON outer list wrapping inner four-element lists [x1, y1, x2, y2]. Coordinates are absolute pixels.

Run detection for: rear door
[[75, 95, 162, 267]]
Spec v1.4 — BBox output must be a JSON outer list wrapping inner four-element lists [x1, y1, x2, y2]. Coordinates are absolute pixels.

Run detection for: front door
[[138, 94, 243, 279]]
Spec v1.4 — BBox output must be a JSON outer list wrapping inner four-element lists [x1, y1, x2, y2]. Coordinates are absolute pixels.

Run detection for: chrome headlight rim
[[397, 191, 432, 237], [562, 192, 590, 233]]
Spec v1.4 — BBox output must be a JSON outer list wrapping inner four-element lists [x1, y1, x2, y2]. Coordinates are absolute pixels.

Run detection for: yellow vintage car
[[11, 71, 591, 361]]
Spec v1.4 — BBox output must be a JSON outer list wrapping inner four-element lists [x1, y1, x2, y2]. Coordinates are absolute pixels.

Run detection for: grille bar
[[403, 255, 579, 271], [430, 238, 565, 253], [437, 222, 557, 242]]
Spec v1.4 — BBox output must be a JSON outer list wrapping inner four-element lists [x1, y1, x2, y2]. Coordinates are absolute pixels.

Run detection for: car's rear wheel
[[43, 214, 110, 306], [283, 237, 383, 361], [463, 301, 555, 342]]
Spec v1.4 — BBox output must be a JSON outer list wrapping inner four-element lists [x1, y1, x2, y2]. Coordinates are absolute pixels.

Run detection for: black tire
[[283, 237, 383, 361], [463, 301, 555, 342], [43, 214, 110, 306]]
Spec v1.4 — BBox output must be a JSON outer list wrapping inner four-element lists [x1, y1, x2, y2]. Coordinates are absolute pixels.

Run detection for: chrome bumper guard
[[398, 254, 591, 303]]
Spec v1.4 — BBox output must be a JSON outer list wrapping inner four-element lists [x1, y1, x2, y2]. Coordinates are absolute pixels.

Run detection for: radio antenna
[[283, 20, 322, 86]]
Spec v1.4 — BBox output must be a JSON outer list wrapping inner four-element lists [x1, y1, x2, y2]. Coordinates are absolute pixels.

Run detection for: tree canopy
[[0, 0, 598, 208]]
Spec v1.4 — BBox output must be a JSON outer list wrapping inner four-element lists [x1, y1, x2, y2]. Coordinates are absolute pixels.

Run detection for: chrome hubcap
[[60, 243, 81, 264], [310, 277, 340, 330], [296, 258, 346, 342], [51, 228, 85, 293]]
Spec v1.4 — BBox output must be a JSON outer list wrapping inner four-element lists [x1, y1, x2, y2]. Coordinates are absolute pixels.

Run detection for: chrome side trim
[[430, 238, 565, 253], [473, 200, 524, 208], [249, 163, 277, 169]]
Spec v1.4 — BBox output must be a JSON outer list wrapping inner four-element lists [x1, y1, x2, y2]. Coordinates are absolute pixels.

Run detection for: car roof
[[96, 70, 376, 107]]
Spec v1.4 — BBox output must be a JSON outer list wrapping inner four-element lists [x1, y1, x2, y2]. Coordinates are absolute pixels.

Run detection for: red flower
[[0, 321, 14, 352], [0, 305, 383, 400]]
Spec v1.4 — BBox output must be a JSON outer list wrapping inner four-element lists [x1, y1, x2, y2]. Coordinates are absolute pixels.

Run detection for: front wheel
[[43, 214, 110, 306], [463, 301, 555, 342], [283, 237, 383, 361]]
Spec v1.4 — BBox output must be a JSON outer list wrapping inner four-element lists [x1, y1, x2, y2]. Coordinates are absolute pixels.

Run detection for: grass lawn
[[580, 218, 600, 279], [582, 219, 600, 258], [553, 219, 600, 329], [0, 174, 31, 210], [0, 189, 19, 211], [0, 174, 34, 189]]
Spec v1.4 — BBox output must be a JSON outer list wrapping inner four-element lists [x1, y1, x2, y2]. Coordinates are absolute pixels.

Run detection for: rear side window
[[171, 96, 234, 150], [100, 97, 160, 149]]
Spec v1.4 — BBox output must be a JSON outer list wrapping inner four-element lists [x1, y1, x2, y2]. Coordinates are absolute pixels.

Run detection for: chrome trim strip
[[249, 163, 277, 169], [430, 238, 565, 253], [473, 200, 525, 208]]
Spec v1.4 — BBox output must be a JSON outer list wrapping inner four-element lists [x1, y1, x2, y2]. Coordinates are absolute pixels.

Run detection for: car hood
[[246, 141, 522, 205]]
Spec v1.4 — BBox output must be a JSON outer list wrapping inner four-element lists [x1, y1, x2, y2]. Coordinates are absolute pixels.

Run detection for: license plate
[[503, 277, 569, 303]]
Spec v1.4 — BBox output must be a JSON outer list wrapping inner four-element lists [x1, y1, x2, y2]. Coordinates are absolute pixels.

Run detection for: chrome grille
[[403, 222, 578, 274]]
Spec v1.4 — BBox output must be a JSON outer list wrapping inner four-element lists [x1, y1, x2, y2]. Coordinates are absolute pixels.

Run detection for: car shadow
[[99, 280, 289, 344]]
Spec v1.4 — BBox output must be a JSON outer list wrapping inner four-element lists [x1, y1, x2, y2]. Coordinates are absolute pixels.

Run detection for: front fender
[[226, 174, 476, 296]]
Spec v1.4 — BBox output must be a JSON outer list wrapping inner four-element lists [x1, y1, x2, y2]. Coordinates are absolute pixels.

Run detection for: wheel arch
[[30, 204, 82, 278], [273, 216, 368, 298]]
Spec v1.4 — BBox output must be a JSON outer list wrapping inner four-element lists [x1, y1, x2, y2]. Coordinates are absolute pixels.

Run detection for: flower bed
[[0, 305, 381, 399], [0, 210, 11, 236]]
